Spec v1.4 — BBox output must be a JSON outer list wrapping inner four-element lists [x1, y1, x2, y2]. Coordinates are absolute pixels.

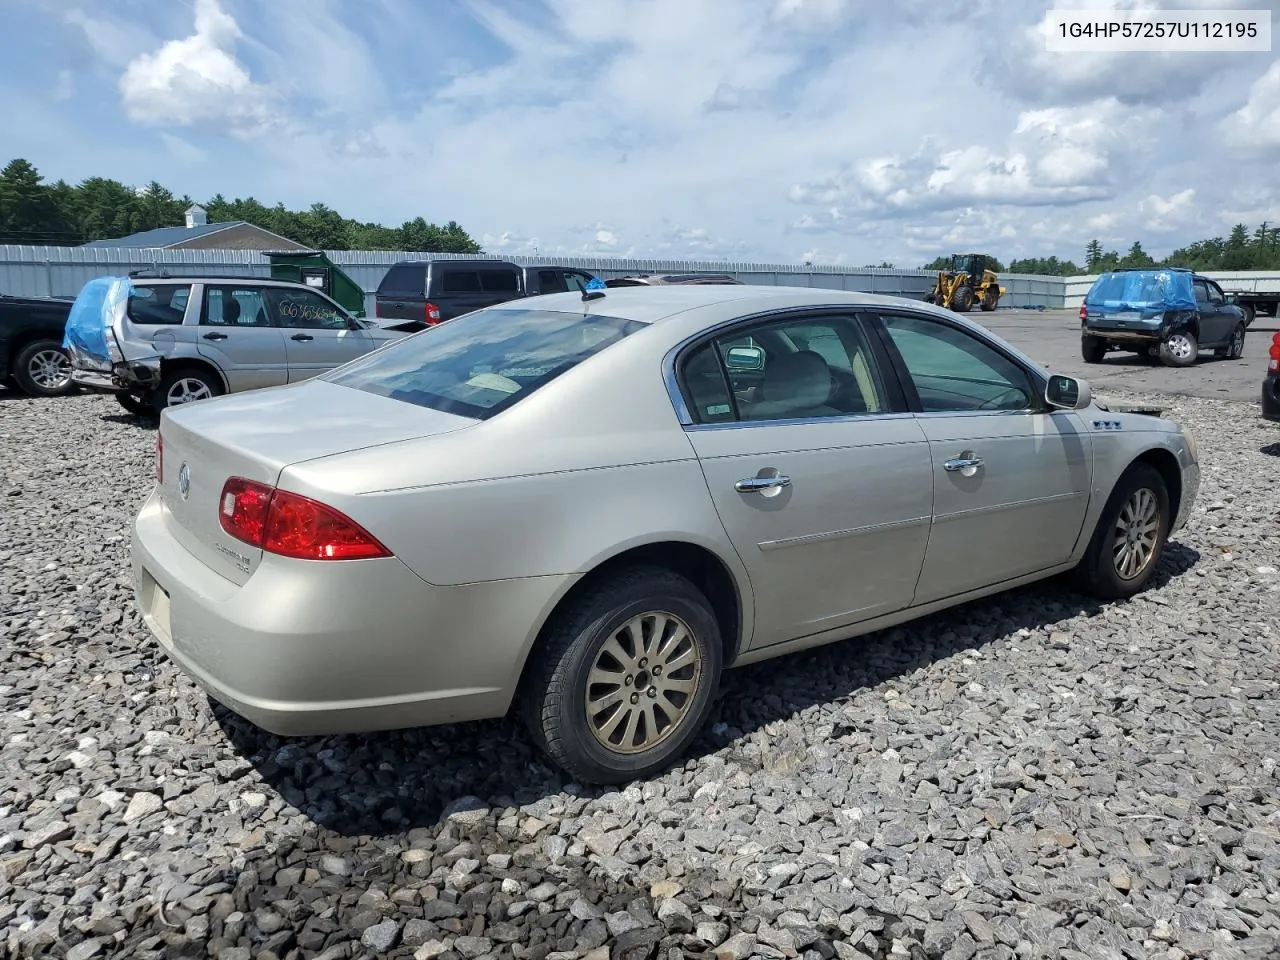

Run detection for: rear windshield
[[128, 284, 191, 324], [377, 264, 426, 297], [325, 307, 646, 419]]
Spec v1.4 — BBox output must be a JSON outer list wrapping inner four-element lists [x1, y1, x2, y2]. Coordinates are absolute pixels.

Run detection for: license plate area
[[1108, 311, 1142, 322], [140, 568, 173, 650]]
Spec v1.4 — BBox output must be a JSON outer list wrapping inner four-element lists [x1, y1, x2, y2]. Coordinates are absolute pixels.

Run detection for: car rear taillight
[[218, 477, 390, 560], [156, 432, 164, 484], [1079, 304, 1088, 322], [1270, 332, 1280, 372], [425, 301, 441, 325]]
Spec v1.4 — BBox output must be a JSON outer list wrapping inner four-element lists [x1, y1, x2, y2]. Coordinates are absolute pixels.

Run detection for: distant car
[[0, 293, 75, 397], [373, 259, 601, 329], [1080, 267, 1247, 367], [604, 273, 743, 287], [1264, 330, 1280, 422], [68, 274, 407, 414], [132, 285, 1199, 784]]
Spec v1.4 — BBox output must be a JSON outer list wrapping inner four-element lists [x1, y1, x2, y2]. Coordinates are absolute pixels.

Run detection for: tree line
[[922, 222, 1280, 276], [0, 158, 481, 253]]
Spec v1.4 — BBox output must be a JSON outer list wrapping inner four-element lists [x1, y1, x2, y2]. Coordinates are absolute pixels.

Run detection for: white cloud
[[1138, 188, 1199, 232], [118, 0, 279, 137], [1222, 59, 1280, 154]]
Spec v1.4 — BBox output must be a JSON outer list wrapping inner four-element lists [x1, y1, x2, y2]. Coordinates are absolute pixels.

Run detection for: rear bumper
[[130, 489, 576, 736], [1263, 374, 1280, 422], [71, 369, 128, 393], [1083, 324, 1164, 343]]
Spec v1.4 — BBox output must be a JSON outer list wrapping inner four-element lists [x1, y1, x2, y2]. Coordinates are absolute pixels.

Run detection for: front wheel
[[949, 286, 974, 312], [520, 566, 723, 784], [1073, 463, 1169, 600], [12, 340, 74, 397], [1215, 322, 1245, 360], [1159, 330, 1197, 367]]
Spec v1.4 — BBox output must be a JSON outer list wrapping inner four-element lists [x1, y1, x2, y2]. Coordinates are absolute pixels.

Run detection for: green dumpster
[[261, 250, 367, 317]]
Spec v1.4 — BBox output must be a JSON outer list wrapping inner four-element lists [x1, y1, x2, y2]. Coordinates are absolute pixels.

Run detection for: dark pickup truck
[[373, 259, 602, 330], [0, 294, 75, 397]]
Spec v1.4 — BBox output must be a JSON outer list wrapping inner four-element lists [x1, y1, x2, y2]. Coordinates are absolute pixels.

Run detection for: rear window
[[127, 284, 191, 325], [325, 307, 646, 419], [478, 269, 519, 292], [441, 270, 481, 293], [377, 264, 426, 297]]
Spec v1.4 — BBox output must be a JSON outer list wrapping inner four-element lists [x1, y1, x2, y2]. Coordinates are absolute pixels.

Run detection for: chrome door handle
[[735, 475, 791, 492], [943, 456, 984, 472]]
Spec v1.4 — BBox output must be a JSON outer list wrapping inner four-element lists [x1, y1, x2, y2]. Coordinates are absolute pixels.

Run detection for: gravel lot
[[1, 389, 1279, 960]]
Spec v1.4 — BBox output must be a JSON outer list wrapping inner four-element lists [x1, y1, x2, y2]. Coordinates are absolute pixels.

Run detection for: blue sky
[[3, 0, 1280, 266]]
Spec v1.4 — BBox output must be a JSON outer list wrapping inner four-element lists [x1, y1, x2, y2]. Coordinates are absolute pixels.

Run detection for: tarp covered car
[[63, 275, 165, 408], [1080, 268, 1247, 367]]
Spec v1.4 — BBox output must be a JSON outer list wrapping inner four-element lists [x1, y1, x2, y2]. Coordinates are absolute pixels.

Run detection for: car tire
[[1159, 330, 1197, 367], [1240, 303, 1255, 328], [116, 392, 155, 416], [12, 340, 74, 397], [1072, 462, 1170, 601], [1215, 322, 1245, 360], [520, 565, 723, 784], [153, 367, 223, 411], [1081, 335, 1106, 363]]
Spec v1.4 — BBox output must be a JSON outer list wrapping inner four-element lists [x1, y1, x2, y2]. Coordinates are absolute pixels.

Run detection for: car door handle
[[943, 456, 984, 472], [735, 475, 791, 492], [202, 332, 227, 341], [291, 334, 314, 341]]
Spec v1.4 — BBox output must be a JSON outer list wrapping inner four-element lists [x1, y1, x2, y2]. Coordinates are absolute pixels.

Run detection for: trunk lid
[[156, 380, 474, 584]]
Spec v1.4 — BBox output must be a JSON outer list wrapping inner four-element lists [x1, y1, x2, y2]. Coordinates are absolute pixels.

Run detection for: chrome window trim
[[662, 301, 1054, 427]]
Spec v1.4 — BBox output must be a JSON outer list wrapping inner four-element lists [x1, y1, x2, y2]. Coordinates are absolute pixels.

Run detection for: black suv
[[0, 293, 75, 397], [374, 260, 600, 329]]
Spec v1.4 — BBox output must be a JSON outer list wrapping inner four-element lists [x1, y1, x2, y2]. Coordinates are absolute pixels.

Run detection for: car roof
[[481, 284, 946, 327]]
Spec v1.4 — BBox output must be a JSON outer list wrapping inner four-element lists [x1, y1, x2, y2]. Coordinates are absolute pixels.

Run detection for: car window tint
[[1194, 281, 1209, 303], [538, 270, 568, 294], [442, 270, 481, 293], [685, 314, 887, 422], [326, 307, 646, 419], [478, 269, 519, 292], [879, 313, 1032, 412], [127, 284, 192, 325], [564, 272, 592, 293], [265, 288, 348, 329], [202, 287, 273, 327], [377, 265, 425, 296], [681, 342, 736, 423]]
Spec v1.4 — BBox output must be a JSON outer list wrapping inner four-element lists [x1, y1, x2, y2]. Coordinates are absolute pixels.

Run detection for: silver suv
[[70, 275, 408, 414]]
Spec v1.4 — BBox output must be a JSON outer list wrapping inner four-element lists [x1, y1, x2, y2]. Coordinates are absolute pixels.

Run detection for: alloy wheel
[[27, 349, 71, 391], [166, 378, 213, 405], [584, 611, 702, 754], [1112, 487, 1161, 581]]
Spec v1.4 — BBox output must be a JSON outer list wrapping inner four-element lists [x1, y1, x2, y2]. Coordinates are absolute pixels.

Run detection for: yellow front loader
[[924, 253, 1005, 312]]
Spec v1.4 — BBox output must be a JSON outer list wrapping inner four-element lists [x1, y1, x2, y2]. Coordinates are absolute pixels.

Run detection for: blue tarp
[[62, 275, 133, 362], [1085, 270, 1196, 312]]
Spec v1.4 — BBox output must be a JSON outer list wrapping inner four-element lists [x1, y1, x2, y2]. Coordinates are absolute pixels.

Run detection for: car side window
[[442, 270, 481, 293], [479, 269, 519, 293], [877, 313, 1033, 412], [202, 287, 274, 327], [265, 288, 349, 330], [679, 314, 888, 423], [538, 270, 568, 294], [1193, 280, 1210, 304], [1207, 281, 1225, 304], [563, 272, 594, 293], [127, 284, 192, 325]]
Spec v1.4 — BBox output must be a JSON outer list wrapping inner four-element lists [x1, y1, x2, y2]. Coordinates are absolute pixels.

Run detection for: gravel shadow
[[213, 540, 1201, 838], [1261, 441, 1280, 457]]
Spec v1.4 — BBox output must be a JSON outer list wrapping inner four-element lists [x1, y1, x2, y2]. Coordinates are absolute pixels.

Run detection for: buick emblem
[[177, 463, 191, 500]]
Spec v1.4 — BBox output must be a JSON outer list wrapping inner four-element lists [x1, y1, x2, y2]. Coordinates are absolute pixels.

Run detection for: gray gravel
[[1, 388, 1279, 960]]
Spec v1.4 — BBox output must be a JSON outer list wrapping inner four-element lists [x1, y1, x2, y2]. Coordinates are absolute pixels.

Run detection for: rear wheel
[[1081, 335, 1106, 363], [153, 367, 223, 411], [1215, 322, 1245, 360], [980, 285, 999, 311], [1073, 463, 1169, 600], [116, 392, 154, 416], [520, 566, 722, 784], [12, 340, 74, 397], [949, 285, 974, 312], [1159, 330, 1197, 367]]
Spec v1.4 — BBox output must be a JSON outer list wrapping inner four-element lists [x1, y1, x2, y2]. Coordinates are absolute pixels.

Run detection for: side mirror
[[725, 345, 765, 371], [1045, 374, 1091, 410]]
